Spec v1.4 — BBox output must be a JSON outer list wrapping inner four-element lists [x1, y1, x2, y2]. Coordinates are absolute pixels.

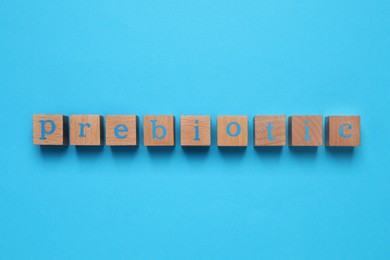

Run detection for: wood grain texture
[[143, 115, 175, 146], [254, 115, 286, 146], [180, 116, 211, 146], [217, 116, 248, 147], [33, 114, 68, 145], [289, 116, 323, 146], [105, 115, 138, 146], [70, 115, 103, 146], [327, 116, 360, 147]]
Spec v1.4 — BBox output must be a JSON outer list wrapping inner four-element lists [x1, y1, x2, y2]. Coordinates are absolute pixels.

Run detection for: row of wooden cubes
[[33, 115, 360, 147]]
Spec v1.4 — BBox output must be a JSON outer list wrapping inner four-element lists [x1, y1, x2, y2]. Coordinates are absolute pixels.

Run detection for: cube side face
[[217, 116, 248, 147], [70, 115, 102, 146], [290, 116, 323, 146], [33, 114, 67, 145], [254, 116, 286, 146], [143, 116, 175, 146], [105, 115, 138, 146], [328, 116, 360, 147], [180, 116, 211, 146]]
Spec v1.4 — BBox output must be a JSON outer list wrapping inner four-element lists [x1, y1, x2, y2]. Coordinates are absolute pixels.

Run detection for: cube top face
[[143, 116, 175, 146], [217, 116, 248, 147], [105, 115, 138, 146], [33, 114, 67, 145], [254, 115, 286, 146], [327, 116, 360, 147], [70, 115, 102, 146], [290, 116, 323, 146], [180, 116, 211, 146]]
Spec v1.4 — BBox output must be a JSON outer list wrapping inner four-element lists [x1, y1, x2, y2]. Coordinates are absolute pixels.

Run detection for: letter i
[[194, 120, 200, 141], [304, 119, 311, 141]]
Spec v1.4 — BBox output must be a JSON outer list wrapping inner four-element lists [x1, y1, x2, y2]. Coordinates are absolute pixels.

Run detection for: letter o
[[226, 122, 241, 137]]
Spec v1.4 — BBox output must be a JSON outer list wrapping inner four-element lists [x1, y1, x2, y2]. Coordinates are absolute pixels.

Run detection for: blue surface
[[1, 0, 390, 259]]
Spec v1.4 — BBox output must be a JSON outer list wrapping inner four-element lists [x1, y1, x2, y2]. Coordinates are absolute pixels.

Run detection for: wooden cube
[[289, 116, 323, 146], [33, 114, 68, 145], [70, 115, 103, 146], [254, 115, 286, 146], [327, 116, 360, 147], [217, 116, 248, 147], [105, 115, 138, 146], [180, 116, 211, 146], [143, 116, 175, 146]]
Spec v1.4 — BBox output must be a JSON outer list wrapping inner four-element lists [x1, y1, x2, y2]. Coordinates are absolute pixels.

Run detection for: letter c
[[339, 124, 352, 138]]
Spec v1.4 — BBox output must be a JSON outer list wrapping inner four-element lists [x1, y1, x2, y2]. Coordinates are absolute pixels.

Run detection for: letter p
[[39, 120, 56, 140]]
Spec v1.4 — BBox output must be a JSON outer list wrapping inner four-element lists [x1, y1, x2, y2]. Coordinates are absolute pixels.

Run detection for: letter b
[[151, 120, 167, 140], [144, 116, 175, 146]]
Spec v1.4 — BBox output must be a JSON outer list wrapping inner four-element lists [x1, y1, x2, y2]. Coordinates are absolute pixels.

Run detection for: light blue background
[[1, 0, 389, 259]]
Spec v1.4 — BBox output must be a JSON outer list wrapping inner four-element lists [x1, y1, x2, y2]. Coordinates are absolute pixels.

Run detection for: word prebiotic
[[33, 115, 361, 147]]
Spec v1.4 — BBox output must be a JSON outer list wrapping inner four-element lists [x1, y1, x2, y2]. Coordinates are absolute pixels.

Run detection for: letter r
[[79, 123, 91, 137]]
